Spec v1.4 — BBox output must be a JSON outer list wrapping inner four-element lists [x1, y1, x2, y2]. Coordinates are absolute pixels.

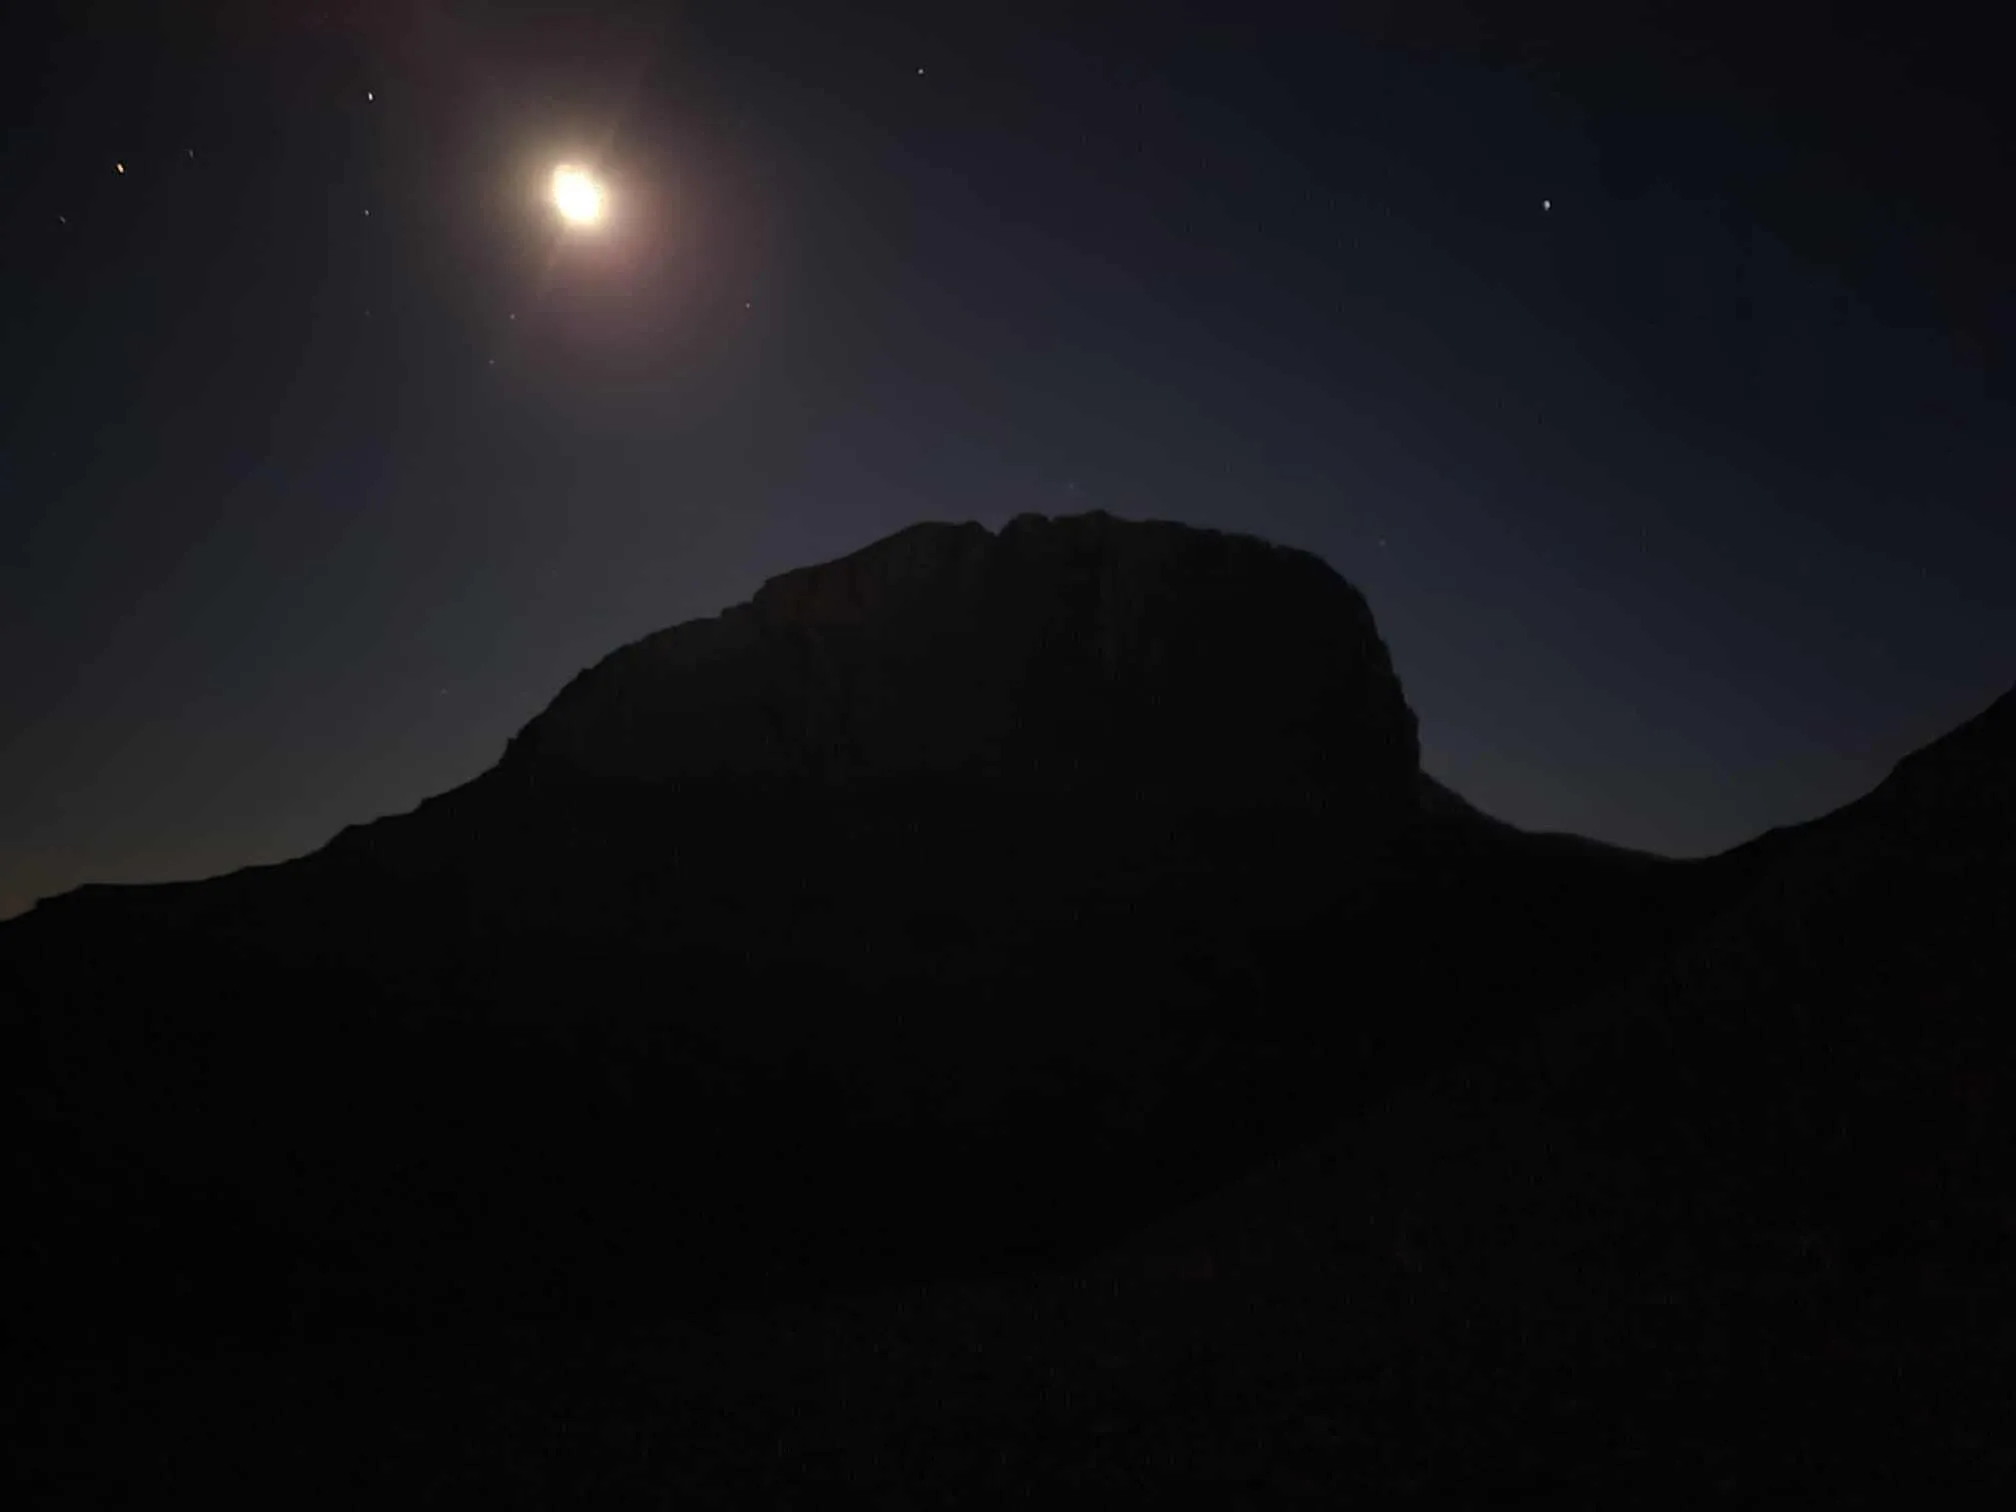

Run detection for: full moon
[[551, 165, 606, 226]]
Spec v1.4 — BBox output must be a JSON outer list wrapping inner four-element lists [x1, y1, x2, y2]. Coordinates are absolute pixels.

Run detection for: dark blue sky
[[3, 0, 2011, 917]]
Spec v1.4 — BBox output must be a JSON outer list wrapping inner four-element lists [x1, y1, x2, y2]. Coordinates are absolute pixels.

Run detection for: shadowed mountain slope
[[7, 515, 2010, 1499], [9, 684, 2008, 1502], [3, 514, 1717, 1338], [1062, 681, 2016, 1491]]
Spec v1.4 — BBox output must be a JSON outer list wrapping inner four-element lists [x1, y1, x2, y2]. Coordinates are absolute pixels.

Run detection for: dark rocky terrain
[[5, 512, 2009, 1501]]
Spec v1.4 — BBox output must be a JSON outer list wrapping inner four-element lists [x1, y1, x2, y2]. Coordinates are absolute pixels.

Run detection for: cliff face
[[500, 512, 1419, 813]]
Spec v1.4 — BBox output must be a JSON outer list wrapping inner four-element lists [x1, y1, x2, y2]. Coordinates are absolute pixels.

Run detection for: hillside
[[9, 515, 2006, 1498], [2, 513, 1707, 1335]]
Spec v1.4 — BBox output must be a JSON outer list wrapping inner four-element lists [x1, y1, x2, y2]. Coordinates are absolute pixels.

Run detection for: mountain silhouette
[[5, 514, 2010, 1498], [2, 512, 1698, 1325]]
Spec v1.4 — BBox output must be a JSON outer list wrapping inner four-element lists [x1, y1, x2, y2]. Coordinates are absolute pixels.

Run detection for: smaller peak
[[1967, 684, 2016, 735], [1895, 683, 2016, 768]]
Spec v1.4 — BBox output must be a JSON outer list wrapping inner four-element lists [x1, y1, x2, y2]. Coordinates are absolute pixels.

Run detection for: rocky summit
[[6, 512, 1689, 1336], [499, 511, 1419, 808]]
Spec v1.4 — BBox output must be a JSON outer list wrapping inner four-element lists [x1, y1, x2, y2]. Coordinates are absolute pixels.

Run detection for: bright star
[[551, 165, 607, 227]]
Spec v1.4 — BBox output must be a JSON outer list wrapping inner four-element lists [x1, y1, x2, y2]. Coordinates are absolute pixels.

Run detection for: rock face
[[501, 512, 1419, 812], [0, 511, 1697, 1334]]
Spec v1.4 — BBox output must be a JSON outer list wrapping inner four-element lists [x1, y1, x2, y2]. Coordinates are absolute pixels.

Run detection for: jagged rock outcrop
[[497, 512, 1419, 812]]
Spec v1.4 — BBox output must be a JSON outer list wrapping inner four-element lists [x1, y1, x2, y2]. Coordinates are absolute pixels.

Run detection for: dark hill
[[1071, 679, 2016, 1493], [2, 513, 1706, 1339], [497, 512, 1418, 803], [6, 515, 2010, 1499]]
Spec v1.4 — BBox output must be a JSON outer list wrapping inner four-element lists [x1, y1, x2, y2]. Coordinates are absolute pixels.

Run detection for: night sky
[[3, 1, 2010, 919]]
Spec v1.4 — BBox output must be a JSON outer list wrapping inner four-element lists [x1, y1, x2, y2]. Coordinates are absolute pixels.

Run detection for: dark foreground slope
[[1063, 681, 2016, 1494], [7, 685, 2009, 1503], [1, 513, 1708, 1350]]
